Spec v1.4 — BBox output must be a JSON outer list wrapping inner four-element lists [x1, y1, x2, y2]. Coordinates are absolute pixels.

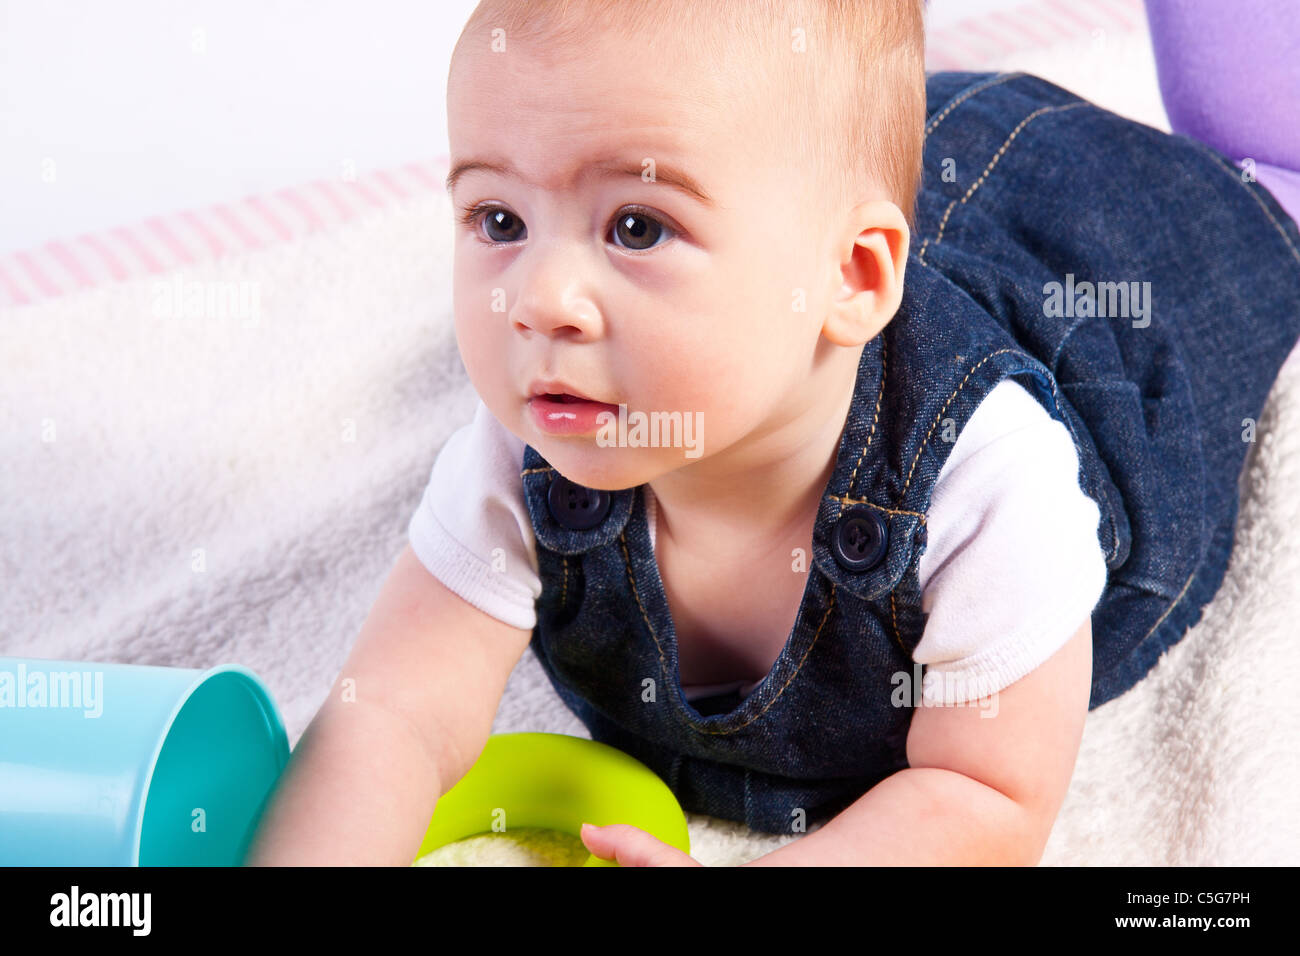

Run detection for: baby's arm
[[243, 543, 533, 865], [745, 617, 1092, 866]]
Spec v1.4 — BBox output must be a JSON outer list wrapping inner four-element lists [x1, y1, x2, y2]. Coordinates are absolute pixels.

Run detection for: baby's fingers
[[579, 823, 701, 867]]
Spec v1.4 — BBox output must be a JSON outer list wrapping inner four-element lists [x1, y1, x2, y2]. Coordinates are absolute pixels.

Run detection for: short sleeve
[[406, 400, 541, 630], [914, 379, 1107, 704]]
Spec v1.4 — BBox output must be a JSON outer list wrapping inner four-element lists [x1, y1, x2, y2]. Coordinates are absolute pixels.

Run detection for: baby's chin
[[535, 441, 694, 491]]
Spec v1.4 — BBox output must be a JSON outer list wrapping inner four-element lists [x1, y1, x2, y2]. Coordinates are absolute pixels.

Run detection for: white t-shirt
[[407, 379, 1108, 706]]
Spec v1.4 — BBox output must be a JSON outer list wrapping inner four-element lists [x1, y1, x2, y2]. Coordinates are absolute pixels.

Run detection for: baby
[[247, 0, 1300, 865]]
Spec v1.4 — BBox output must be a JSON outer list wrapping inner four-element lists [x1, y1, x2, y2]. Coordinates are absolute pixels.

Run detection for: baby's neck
[[649, 363, 856, 555]]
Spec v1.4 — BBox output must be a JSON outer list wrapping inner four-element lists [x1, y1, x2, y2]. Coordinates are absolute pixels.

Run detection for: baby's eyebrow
[[444, 157, 715, 208]]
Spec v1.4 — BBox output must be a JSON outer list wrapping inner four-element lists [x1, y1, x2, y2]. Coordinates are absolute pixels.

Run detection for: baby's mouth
[[529, 391, 621, 435]]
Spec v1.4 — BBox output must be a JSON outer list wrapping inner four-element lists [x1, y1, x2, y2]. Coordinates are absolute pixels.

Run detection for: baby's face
[[446, 29, 840, 490]]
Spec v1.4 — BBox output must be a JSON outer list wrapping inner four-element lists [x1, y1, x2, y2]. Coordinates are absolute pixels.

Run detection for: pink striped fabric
[[923, 0, 1143, 70], [0, 0, 1146, 311], [0, 155, 451, 309]]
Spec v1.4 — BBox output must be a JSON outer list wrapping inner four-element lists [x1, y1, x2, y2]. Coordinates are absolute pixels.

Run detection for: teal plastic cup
[[0, 657, 289, 866]]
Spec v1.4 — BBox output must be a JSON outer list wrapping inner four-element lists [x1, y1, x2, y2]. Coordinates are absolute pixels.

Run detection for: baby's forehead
[[459, 9, 792, 107], [447, 16, 828, 202], [452, 50, 759, 143]]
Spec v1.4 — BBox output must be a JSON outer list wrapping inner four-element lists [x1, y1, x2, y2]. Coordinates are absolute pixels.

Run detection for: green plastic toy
[[414, 732, 691, 867]]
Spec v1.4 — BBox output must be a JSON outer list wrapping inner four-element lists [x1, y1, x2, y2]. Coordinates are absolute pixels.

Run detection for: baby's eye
[[609, 206, 675, 251], [471, 206, 526, 243]]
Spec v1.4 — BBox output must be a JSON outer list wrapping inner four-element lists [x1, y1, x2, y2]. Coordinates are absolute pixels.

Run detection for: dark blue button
[[546, 475, 611, 531], [831, 506, 888, 571]]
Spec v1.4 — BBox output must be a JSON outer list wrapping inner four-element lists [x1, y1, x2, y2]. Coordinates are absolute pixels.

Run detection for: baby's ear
[[822, 200, 909, 348]]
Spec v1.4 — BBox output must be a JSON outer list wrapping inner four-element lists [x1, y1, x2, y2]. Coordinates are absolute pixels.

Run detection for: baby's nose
[[511, 263, 602, 338]]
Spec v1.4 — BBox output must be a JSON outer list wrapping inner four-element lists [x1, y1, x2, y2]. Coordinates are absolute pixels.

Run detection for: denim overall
[[519, 72, 1300, 834]]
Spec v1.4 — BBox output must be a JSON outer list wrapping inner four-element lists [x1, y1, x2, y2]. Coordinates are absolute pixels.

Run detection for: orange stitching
[[890, 591, 905, 654], [924, 72, 1025, 139], [618, 531, 669, 673], [919, 102, 1089, 264], [521, 465, 553, 476], [899, 348, 1025, 500], [847, 335, 888, 499], [561, 555, 569, 607], [826, 496, 928, 521], [1138, 568, 1197, 645]]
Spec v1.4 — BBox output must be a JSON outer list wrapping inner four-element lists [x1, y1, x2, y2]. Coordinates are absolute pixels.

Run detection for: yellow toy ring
[[414, 732, 691, 867]]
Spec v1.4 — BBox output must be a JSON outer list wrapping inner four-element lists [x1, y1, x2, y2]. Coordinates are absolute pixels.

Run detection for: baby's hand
[[579, 823, 703, 867]]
